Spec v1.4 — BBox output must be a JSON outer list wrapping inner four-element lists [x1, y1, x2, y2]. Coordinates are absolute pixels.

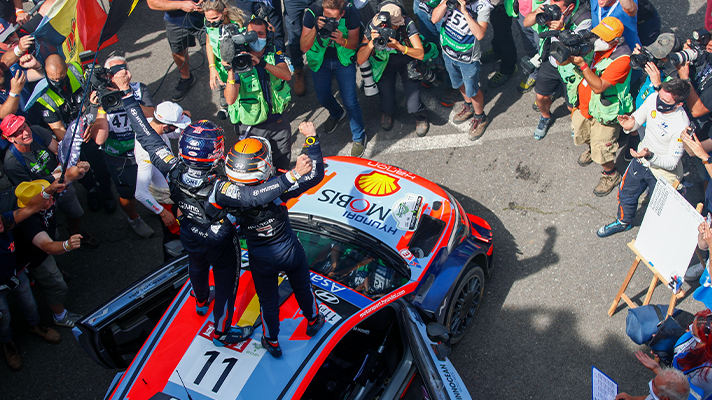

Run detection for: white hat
[[154, 101, 191, 129]]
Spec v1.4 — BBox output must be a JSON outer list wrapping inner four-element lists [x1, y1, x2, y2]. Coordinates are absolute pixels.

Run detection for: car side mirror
[[426, 322, 451, 361]]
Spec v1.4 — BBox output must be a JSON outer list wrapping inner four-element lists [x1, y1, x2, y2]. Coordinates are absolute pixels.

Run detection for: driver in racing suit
[[116, 72, 316, 346]]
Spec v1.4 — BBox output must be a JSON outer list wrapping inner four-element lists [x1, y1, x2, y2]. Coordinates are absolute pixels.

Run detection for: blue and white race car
[[74, 157, 494, 400]]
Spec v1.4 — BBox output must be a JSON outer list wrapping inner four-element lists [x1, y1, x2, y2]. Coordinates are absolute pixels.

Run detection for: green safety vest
[[305, 8, 356, 72], [206, 19, 242, 83], [503, 0, 517, 17], [587, 51, 633, 124], [36, 62, 84, 115], [228, 50, 291, 125], [368, 21, 439, 83]]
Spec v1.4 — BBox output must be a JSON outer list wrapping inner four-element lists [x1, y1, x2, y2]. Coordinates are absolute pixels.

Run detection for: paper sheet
[[592, 366, 617, 400]]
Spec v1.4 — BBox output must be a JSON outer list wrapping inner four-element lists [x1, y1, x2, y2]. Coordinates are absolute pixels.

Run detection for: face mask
[[48, 77, 64, 89], [688, 323, 703, 343], [250, 37, 267, 52], [648, 380, 661, 400], [207, 19, 222, 28], [593, 38, 612, 52], [656, 95, 678, 113]]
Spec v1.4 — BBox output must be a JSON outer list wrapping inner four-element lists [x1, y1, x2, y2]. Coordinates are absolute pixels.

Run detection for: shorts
[[104, 154, 138, 200], [571, 109, 620, 165], [27, 255, 67, 306], [535, 61, 572, 107], [56, 184, 84, 220], [165, 19, 206, 54], [443, 56, 481, 98]]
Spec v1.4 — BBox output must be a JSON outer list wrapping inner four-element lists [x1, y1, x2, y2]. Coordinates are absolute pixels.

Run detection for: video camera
[[219, 24, 259, 74], [536, 4, 562, 26], [540, 29, 597, 64], [318, 17, 339, 39], [78, 52, 124, 114], [372, 11, 396, 52], [668, 28, 710, 67]]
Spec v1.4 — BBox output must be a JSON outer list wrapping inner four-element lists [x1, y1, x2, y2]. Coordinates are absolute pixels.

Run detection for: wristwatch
[[703, 155, 712, 165]]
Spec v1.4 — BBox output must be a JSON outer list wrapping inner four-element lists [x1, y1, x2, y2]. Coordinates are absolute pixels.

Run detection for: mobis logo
[[317, 189, 398, 235]]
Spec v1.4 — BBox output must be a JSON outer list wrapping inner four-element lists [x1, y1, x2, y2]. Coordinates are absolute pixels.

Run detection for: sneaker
[[3, 341, 22, 371], [216, 108, 228, 120], [261, 335, 283, 358], [305, 313, 325, 337], [196, 286, 215, 316], [452, 103, 474, 124], [86, 188, 101, 212], [532, 100, 540, 112], [212, 326, 255, 347], [488, 65, 518, 88], [128, 217, 154, 238], [480, 48, 500, 64], [76, 229, 100, 248], [416, 118, 429, 137], [517, 76, 536, 94], [293, 68, 306, 96], [686, 262, 706, 281], [351, 136, 367, 158], [172, 73, 195, 102], [219, 92, 228, 108], [533, 116, 552, 140], [53, 310, 82, 328], [468, 114, 489, 141], [597, 220, 631, 238], [28, 324, 61, 344], [577, 148, 593, 167], [103, 195, 117, 214], [323, 111, 345, 134], [593, 171, 622, 197], [381, 113, 393, 131], [441, 88, 459, 107]]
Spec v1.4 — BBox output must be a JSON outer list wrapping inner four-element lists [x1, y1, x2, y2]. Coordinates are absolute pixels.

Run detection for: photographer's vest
[[228, 50, 291, 126], [587, 45, 633, 124], [206, 19, 242, 83], [367, 20, 439, 83], [36, 62, 84, 123], [305, 9, 356, 72], [104, 82, 143, 158]]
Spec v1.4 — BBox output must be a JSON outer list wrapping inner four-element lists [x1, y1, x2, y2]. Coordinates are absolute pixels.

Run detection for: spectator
[[224, 17, 293, 171], [356, 2, 430, 136], [591, 0, 639, 50], [1, 181, 64, 371], [524, 0, 591, 140], [283, 0, 314, 97], [2, 115, 99, 247], [203, 0, 245, 120], [13, 178, 86, 328], [300, 0, 367, 157], [568, 16, 633, 197], [91, 56, 155, 239], [146, 0, 204, 101], [615, 367, 689, 400], [432, 0, 493, 141], [0, 21, 45, 120], [596, 79, 689, 237]]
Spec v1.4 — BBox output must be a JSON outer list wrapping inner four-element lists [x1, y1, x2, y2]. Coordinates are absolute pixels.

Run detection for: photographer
[[300, 0, 367, 157], [597, 79, 690, 238], [356, 3, 430, 136], [223, 17, 293, 172], [568, 17, 633, 197], [90, 56, 156, 239], [432, 0, 493, 141], [203, 0, 245, 120], [524, 0, 591, 140]]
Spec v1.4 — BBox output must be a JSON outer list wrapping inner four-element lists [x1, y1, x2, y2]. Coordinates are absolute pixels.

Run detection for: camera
[[536, 4, 562, 26], [446, 0, 473, 9], [406, 60, 438, 86], [543, 29, 597, 64], [668, 29, 710, 67], [372, 12, 397, 52], [629, 47, 657, 70], [84, 64, 124, 114], [693, 29, 711, 46], [318, 17, 339, 39], [219, 24, 259, 74], [521, 54, 542, 75]]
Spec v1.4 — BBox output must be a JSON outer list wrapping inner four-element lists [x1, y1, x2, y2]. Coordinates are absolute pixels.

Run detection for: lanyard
[[598, 0, 620, 21]]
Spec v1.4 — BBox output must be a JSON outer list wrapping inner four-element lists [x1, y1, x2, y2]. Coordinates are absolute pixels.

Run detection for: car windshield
[[296, 229, 409, 300]]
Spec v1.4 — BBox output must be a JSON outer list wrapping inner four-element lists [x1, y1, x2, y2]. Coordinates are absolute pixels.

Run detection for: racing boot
[[261, 336, 283, 358], [195, 286, 215, 316], [213, 325, 255, 347], [306, 313, 325, 337]]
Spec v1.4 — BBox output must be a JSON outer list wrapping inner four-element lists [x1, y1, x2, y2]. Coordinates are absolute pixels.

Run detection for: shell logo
[[354, 171, 401, 197]]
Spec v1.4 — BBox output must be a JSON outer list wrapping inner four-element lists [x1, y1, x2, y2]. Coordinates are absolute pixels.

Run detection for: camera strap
[[597, 0, 619, 22]]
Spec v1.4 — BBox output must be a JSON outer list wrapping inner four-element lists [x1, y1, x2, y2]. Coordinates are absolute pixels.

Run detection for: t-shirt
[[0, 211, 18, 286], [3, 126, 58, 185], [163, 0, 203, 27], [577, 47, 631, 119], [303, 3, 361, 60], [366, 17, 420, 70], [440, 0, 493, 63], [631, 93, 688, 171], [590, 0, 640, 49], [13, 206, 56, 269], [104, 82, 154, 159]]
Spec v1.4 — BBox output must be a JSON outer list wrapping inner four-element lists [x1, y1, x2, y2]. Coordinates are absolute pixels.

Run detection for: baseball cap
[[646, 33, 681, 59], [374, 4, 404, 27], [15, 179, 50, 208], [1, 114, 25, 139], [591, 17, 624, 42], [154, 102, 191, 129]]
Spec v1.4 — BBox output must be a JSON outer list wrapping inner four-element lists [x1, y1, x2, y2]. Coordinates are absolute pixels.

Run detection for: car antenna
[[175, 370, 195, 400]]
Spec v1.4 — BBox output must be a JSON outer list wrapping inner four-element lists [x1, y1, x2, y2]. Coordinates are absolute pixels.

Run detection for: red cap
[[1, 114, 25, 139]]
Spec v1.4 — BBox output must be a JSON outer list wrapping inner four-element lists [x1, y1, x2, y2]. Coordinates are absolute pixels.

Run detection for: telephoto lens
[[359, 60, 379, 96]]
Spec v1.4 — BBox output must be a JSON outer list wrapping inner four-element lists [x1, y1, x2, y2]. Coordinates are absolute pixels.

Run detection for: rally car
[[74, 157, 494, 400]]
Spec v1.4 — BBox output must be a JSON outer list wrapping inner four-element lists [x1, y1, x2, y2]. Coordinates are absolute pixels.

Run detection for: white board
[[592, 366, 617, 400], [635, 176, 704, 293]]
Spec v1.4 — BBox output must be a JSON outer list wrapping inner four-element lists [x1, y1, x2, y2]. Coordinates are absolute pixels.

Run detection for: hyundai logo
[[314, 289, 339, 304]]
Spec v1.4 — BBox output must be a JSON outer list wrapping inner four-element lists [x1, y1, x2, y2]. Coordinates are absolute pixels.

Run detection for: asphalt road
[[1, 0, 710, 398]]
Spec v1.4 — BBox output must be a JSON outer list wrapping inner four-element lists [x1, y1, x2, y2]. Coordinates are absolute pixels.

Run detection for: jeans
[[0, 271, 41, 343], [312, 59, 365, 142], [413, 1, 442, 46], [284, 0, 314, 70]]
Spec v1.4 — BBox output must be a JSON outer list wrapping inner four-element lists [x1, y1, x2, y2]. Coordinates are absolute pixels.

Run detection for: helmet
[[178, 120, 225, 170], [225, 137, 273, 185]]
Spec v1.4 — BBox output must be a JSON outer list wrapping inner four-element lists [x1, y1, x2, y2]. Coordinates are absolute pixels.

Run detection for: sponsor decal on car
[[354, 171, 401, 197], [317, 189, 399, 235], [392, 194, 423, 231], [365, 161, 418, 180]]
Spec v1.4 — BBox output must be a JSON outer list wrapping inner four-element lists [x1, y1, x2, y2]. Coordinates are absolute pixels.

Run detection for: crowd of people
[[1, 0, 712, 396]]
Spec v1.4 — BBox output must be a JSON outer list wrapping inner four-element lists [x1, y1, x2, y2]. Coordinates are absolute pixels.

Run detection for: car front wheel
[[445, 265, 484, 344]]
